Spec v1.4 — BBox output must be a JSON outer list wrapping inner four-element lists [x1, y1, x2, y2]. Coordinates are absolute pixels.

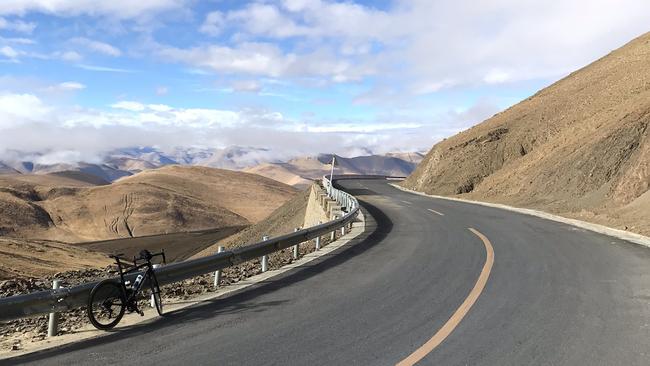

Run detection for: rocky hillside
[[0, 166, 297, 242], [402, 32, 650, 235]]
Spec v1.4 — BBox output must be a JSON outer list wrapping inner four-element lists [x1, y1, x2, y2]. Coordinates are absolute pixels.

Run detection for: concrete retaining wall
[[303, 183, 336, 228]]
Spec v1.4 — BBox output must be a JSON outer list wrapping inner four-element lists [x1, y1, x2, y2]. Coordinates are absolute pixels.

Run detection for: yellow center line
[[427, 208, 445, 216], [396, 228, 495, 366]]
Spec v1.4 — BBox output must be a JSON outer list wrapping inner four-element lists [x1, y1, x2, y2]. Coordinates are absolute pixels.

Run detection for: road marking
[[400, 200, 412, 205], [427, 208, 444, 216], [396, 228, 495, 366]]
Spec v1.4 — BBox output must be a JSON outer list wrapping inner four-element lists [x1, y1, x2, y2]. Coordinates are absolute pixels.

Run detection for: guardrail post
[[341, 224, 346, 236], [150, 264, 161, 307], [213, 246, 224, 288], [315, 221, 322, 250], [261, 235, 269, 272], [47, 279, 61, 337], [331, 216, 337, 241], [293, 228, 300, 259]]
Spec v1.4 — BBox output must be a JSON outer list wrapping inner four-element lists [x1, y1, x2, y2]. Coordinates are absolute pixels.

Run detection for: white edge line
[[427, 208, 445, 216], [390, 183, 650, 248]]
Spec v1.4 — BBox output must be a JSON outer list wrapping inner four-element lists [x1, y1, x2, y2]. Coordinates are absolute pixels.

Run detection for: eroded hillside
[[403, 32, 650, 235]]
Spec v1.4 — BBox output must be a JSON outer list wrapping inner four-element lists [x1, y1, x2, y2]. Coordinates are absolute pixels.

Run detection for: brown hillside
[[0, 238, 111, 280], [402, 32, 650, 236], [0, 166, 297, 242], [244, 163, 313, 188]]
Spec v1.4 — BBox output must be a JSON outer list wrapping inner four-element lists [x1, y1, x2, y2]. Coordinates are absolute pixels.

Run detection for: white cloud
[[148, 104, 172, 112], [0, 45, 20, 59], [231, 80, 261, 93], [70, 37, 121, 57], [0, 1, 188, 20], [59, 81, 85, 90], [160, 42, 288, 77], [0, 17, 36, 33], [111, 101, 146, 112], [199, 11, 225, 36], [0, 36, 35, 44], [484, 70, 511, 84], [159, 42, 372, 82], [43, 81, 86, 92], [77, 64, 134, 73], [55, 50, 83, 62], [0, 93, 50, 125], [0, 92, 472, 162], [183, 0, 650, 94]]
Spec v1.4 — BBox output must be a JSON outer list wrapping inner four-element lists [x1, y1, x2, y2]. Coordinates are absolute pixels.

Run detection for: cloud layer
[[0, 91, 489, 162]]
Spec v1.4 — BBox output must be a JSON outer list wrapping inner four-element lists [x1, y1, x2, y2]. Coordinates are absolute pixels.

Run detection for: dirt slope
[[0, 166, 297, 242], [402, 32, 650, 235]]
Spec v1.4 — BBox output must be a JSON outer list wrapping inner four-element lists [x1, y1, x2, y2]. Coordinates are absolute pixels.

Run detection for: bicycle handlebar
[[109, 249, 166, 265], [149, 250, 166, 264]]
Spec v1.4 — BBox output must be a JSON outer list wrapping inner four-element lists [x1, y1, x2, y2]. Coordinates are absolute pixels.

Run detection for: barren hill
[[244, 163, 312, 188], [402, 32, 650, 235], [0, 166, 297, 242]]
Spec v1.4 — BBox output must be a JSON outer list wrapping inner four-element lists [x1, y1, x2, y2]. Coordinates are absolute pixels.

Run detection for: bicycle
[[87, 249, 166, 330]]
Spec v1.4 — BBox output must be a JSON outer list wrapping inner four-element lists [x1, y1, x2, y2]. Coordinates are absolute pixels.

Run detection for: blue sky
[[1, 0, 650, 162]]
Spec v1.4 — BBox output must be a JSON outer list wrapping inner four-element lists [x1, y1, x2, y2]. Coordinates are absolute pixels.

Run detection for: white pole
[[213, 246, 224, 288], [47, 280, 61, 337], [150, 264, 161, 307], [293, 228, 300, 259], [261, 235, 269, 272], [315, 221, 322, 250]]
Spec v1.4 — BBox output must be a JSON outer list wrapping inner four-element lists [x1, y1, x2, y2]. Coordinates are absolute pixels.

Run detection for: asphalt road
[[9, 179, 650, 365]]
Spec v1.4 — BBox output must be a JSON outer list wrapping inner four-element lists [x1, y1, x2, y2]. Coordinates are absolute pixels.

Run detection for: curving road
[[9, 179, 650, 365]]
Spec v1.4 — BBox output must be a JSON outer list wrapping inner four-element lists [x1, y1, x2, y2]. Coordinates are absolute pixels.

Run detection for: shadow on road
[[7, 199, 393, 365]]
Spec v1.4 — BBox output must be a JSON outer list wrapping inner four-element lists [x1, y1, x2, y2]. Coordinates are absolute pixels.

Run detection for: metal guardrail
[[0, 176, 381, 322]]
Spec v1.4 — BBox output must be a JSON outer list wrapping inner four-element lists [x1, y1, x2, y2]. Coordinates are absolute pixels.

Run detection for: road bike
[[87, 249, 166, 330]]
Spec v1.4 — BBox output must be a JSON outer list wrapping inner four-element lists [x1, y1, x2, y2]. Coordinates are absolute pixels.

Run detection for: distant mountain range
[[0, 147, 425, 187]]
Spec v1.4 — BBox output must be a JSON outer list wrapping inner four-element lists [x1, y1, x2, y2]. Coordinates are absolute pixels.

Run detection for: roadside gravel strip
[[0, 210, 366, 360], [391, 184, 650, 248]]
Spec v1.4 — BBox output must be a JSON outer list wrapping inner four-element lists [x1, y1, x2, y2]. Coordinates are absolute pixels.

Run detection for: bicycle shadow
[[7, 199, 393, 365]]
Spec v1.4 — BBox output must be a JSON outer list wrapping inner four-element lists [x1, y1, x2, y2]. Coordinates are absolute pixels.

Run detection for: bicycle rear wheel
[[88, 279, 126, 330], [149, 273, 164, 316]]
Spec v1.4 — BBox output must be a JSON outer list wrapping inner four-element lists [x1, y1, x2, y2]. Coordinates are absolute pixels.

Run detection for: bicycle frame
[[111, 252, 165, 308]]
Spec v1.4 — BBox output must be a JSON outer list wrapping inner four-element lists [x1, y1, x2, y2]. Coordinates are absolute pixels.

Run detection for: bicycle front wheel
[[149, 273, 164, 316], [87, 279, 126, 330]]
